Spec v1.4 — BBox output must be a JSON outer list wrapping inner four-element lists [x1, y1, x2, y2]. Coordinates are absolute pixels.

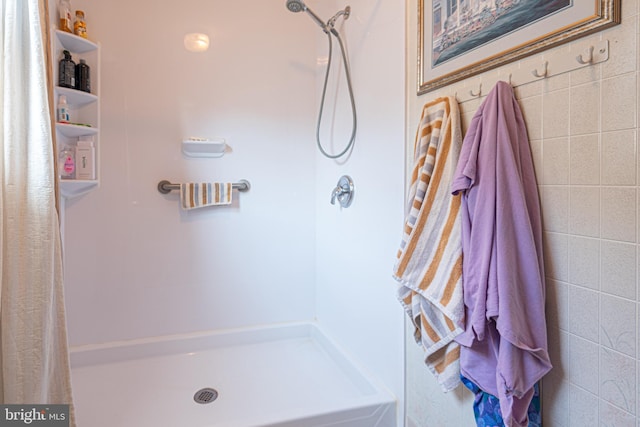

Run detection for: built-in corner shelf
[[56, 85, 98, 106], [60, 179, 99, 198], [53, 29, 100, 199], [55, 30, 97, 53], [56, 123, 99, 138]]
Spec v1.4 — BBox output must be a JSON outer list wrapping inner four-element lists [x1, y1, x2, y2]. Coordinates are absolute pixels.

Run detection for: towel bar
[[157, 179, 250, 194]]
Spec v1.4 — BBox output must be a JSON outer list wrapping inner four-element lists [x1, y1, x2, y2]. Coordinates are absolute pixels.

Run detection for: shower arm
[[327, 6, 350, 30], [307, 5, 351, 34]]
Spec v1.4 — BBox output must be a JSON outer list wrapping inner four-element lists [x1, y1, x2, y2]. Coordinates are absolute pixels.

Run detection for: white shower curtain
[[0, 0, 75, 422]]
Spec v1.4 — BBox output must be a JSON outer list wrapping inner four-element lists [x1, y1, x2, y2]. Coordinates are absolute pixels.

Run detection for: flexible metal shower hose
[[316, 29, 357, 159]]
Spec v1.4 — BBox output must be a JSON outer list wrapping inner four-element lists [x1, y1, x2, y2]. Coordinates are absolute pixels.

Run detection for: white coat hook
[[469, 84, 482, 97], [507, 73, 512, 86], [531, 61, 548, 78], [576, 46, 594, 65]]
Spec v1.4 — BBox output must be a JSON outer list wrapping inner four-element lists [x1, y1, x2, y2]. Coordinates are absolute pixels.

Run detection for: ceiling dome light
[[184, 33, 210, 53]]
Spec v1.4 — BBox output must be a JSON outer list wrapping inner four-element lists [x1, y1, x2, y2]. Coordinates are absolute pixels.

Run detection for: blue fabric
[[461, 376, 541, 427]]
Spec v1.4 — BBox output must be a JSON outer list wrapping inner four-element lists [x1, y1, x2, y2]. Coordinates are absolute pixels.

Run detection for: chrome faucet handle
[[329, 175, 354, 208], [330, 187, 343, 205]]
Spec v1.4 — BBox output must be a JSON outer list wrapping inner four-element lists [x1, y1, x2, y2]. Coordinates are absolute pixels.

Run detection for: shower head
[[286, 0, 305, 13], [285, 0, 329, 33]]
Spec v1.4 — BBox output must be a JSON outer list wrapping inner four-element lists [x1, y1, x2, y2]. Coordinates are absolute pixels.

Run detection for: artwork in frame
[[418, 0, 621, 95]]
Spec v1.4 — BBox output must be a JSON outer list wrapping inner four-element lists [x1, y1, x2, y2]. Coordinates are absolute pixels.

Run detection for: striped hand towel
[[392, 96, 464, 392], [180, 183, 232, 210]]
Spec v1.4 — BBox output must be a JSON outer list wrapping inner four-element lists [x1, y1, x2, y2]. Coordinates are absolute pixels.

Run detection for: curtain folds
[[0, 0, 75, 424]]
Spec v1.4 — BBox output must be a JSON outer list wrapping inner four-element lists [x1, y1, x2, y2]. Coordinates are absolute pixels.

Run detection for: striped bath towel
[[392, 96, 464, 392], [180, 183, 232, 209]]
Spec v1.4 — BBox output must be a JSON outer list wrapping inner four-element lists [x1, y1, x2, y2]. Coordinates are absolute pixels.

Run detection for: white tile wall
[[568, 334, 599, 394], [548, 278, 569, 331], [570, 134, 600, 185], [406, 1, 640, 425], [602, 130, 636, 185], [602, 74, 637, 132], [569, 186, 601, 237], [568, 236, 600, 290], [543, 137, 570, 184], [600, 400, 636, 427], [601, 241, 636, 299], [543, 89, 571, 138], [568, 386, 598, 427], [570, 82, 601, 136], [601, 187, 636, 242], [600, 294, 637, 357], [545, 231, 570, 282], [600, 347, 636, 414], [569, 285, 600, 343], [542, 186, 569, 233]]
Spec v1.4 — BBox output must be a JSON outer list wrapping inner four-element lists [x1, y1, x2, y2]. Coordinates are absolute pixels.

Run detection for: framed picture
[[418, 0, 621, 95]]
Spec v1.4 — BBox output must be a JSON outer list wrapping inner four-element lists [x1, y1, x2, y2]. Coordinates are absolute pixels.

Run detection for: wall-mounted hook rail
[[455, 84, 482, 103], [451, 39, 609, 104], [531, 61, 548, 78], [576, 46, 594, 65], [469, 84, 482, 97]]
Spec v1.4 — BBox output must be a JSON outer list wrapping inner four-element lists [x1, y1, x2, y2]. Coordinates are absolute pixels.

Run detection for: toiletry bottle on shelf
[[76, 136, 95, 180], [59, 145, 76, 180], [58, 0, 73, 33], [57, 95, 70, 123], [74, 10, 87, 39], [58, 50, 76, 89], [75, 59, 90, 93]]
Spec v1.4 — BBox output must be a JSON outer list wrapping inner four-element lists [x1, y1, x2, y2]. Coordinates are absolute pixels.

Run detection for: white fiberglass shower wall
[[64, 0, 318, 344], [61, 0, 405, 421]]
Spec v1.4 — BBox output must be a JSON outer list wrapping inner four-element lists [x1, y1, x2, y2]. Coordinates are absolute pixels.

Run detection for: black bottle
[[58, 50, 75, 89], [75, 59, 91, 93]]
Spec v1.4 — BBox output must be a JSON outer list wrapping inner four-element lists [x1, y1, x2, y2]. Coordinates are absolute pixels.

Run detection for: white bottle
[[57, 95, 70, 123], [75, 136, 95, 180], [59, 145, 75, 179]]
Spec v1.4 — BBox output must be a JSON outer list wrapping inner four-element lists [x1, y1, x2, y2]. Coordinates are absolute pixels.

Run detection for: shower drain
[[194, 387, 219, 404]]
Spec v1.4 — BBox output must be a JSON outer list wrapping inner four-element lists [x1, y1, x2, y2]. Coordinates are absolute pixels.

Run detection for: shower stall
[[58, 0, 406, 425]]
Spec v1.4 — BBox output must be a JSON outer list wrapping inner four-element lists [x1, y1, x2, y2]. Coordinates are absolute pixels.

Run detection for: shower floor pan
[[70, 322, 396, 427]]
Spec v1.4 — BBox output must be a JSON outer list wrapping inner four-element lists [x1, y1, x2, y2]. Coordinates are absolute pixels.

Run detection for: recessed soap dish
[[182, 137, 227, 158]]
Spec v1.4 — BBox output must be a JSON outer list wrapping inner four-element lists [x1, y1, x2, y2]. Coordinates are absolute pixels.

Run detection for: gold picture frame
[[418, 0, 621, 95]]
